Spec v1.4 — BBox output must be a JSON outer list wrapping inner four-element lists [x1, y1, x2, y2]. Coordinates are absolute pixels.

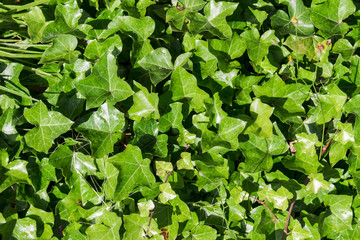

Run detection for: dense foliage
[[1, 0, 360, 239]]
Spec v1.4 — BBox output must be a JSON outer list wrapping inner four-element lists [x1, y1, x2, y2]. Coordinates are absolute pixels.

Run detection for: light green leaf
[[184, 225, 217, 240], [239, 133, 288, 173], [188, 0, 238, 39], [244, 99, 274, 139], [22, 6, 47, 43], [108, 145, 155, 201], [156, 161, 173, 178], [170, 67, 210, 112], [12, 217, 37, 239], [306, 173, 330, 194], [138, 48, 174, 86], [115, 16, 155, 41], [40, 35, 80, 64], [166, 0, 206, 30], [159, 183, 177, 203], [123, 214, 159, 240], [329, 122, 354, 166], [75, 101, 125, 158], [24, 101, 73, 153], [271, 0, 314, 36], [177, 152, 194, 170], [319, 195, 353, 237], [282, 133, 322, 174], [310, 0, 356, 37], [75, 53, 133, 109], [49, 145, 97, 184], [128, 82, 160, 122], [258, 185, 293, 210], [241, 28, 279, 65]]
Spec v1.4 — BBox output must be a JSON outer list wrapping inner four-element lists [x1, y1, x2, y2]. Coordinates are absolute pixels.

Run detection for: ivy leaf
[[138, 48, 174, 86], [123, 213, 159, 240], [319, 195, 353, 237], [128, 82, 160, 122], [170, 67, 210, 112], [40, 35, 80, 64], [271, 0, 314, 36], [24, 101, 73, 153], [22, 6, 47, 43], [244, 99, 274, 139], [85, 210, 122, 240], [49, 145, 97, 184], [42, 0, 82, 41], [188, 0, 238, 39], [306, 83, 347, 124], [310, 0, 356, 37], [108, 145, 155, 201], [75, 101, 125, 158], [306, 173, 330, 194], [239, 133, 288, 173], [114, 16, 155, 41], [288, 219, 313, 240], [258, 185, 293, 210], [184, 225, 217, 240], [75, 52, 133, 109], [241, 28, 279, 65], [329, 122, 354, 166], [282, 133, 322, 175], [166, 0, 206, 30]]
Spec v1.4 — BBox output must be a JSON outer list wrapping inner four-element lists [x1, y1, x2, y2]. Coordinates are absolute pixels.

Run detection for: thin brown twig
[[282, 200, 295, 240], [251, 197, 279, 221], [146, 144, 190, 236]]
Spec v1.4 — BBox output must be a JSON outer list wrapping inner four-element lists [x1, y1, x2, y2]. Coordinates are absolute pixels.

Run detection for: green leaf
[[332, 38, 357, 60], [12, 217, 37, 239], [288, 219, 313, 240], [49, 145, 97, 184], [138, 48, 174, 86], [170, 67, 209, 112], [188, 0, 238, 39], [75, 53, 133, 109], [75, 101, 125, 158], [123, 213, 159, 240], [329, 122, 354, 166], [128, 82, 160, 122], [84, 35, 123, 60], [319, 195, 353, 237], [306, 83, 347, 124], [114, 16, 155, 41], [271, 0, 314, 36], [184, 225, 217, 240], [108, 145, 155, 201], [239, 133, 288, 173], [42, 0, 82, 41], [282, 133, 322, 174], [24, 101, 73, 153], [310, 0, 356, 37], [40, 35, 80, 64], [241, 28, 279, 65], [244, 99, 274, 139], [258, 185, 293, 210], [166, 0, 206, 30], [159, 183, 177, 203], [306, 173, 330, 194], [85, 210, 122, 240], [22, 6, 47, 43]]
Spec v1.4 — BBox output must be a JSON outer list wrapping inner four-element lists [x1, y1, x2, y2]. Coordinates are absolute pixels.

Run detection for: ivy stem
[[146, 144, 190, 236], [251, 197, 279, 221], [281, 200, 295, 240]]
